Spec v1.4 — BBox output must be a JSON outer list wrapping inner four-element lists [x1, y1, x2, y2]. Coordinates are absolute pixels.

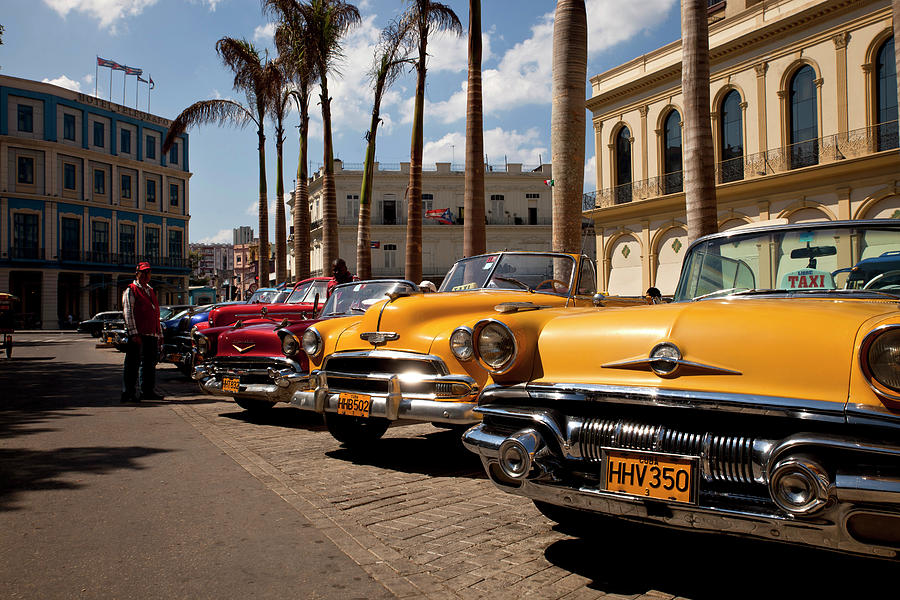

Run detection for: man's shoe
[[141, 391, 165, 401]]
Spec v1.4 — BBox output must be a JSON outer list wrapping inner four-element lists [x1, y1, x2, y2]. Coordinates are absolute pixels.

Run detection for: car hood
[[213, 322, 288, 358], [333, 290, 585, 355], [209, 301, 318, 328], [531, 298, 900, 406]]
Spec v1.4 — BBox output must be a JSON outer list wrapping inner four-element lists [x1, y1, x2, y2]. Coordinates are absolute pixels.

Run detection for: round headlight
[[302, 328, 322, 358], [450, 327, 474, 361], [281, 332, 301, 357], [477, 321, 516, 371], [194, 334, 209, 357], [865, 328, 900, 391]]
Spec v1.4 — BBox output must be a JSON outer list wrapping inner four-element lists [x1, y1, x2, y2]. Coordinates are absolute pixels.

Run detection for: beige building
[[293, 160, 586, 282], [0, 75, 191, 327], [585, 0, 899, 295]]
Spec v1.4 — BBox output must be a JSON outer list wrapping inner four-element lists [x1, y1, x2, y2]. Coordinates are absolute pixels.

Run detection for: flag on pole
[[137, 75, 148, 84], [543, 179, 555, 187], [97, 57, 124, 70], [149, 76, 155, 90], [124, 66, 143, 76], [425, 208, 454, 225]]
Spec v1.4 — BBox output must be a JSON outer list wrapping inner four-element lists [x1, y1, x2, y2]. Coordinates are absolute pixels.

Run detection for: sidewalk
[[0, 334, 393, 600]]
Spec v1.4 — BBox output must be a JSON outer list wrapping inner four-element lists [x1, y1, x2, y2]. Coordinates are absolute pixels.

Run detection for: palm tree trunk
[[550, 0, 587, 255], [294, 98, 311, 281], [275, 129, 287, 284], [682, 0, 717, 243], [358, 101, 382, 280], [464, 0, 486, 257], [320, 72, 339, 274], [405, 34, 427, 283], [257, 127, 271, 285]]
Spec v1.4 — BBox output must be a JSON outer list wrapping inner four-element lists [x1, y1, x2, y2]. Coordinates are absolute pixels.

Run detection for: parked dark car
[[78, 311, 124, 337], [161, 302, 245, 375], [159, 304, 193, 321]]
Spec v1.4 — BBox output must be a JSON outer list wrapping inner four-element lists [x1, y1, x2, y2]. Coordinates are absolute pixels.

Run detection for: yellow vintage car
[[291, 251, 646, 446], [463, 220, 900, 559]]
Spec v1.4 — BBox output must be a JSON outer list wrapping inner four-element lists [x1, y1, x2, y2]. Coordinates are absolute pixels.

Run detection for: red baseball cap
[[137, 261, 152, 271]]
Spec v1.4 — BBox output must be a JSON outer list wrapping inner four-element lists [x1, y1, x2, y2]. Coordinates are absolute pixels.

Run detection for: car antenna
[[566, 222, 592, 309]]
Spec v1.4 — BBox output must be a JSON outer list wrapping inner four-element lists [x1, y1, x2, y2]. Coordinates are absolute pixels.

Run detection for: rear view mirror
[[790, 245, 837, 259]]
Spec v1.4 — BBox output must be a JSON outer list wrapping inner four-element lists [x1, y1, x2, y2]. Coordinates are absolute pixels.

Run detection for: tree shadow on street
[[542, 518, 900, 599], [0, 445, 171, 512], [219, 406, 328, 430], [325, 428, 485, 479]]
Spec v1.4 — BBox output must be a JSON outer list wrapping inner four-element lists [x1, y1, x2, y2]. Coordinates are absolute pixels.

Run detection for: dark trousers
[[123, 334, 158, 397]]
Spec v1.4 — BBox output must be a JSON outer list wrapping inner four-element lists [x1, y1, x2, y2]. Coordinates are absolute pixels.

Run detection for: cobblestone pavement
[[166, 382, 900, 600]]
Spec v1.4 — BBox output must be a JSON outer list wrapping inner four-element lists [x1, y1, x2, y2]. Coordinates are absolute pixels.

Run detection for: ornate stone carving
[[832, 32, 850, 49], [754, 62, 768, 77]]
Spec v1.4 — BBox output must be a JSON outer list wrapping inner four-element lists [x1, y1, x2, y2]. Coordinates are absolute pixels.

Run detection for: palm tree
[[357, 19, 414, 280], [550, 0, 587, 256], [464, 0, 485, 257], [269, 61, 292, 285], [403, 0, 462, 283], [163, 38, 279, 284], [264, 1, 317, 282], [681, 0, 717, 242], [298, 0, 361, 274]]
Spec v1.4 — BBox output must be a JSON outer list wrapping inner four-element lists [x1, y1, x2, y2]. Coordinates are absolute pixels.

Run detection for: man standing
[[326, 258, 356, 297], [121, 262, 164, 402]]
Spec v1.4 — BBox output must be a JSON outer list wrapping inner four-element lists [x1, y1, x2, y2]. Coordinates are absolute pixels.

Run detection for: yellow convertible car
[[291, 251, 645, 446], [463, 220, 900, 559]]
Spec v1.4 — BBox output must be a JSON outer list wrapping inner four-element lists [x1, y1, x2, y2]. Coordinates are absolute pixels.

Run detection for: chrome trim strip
[[322, 349, 451, 376], [197, 375, 308, 403], [601, 357, 741, 377], [846, 403, 900, 430], [481, 382, 847, 422], [289, 389, 479, 424]]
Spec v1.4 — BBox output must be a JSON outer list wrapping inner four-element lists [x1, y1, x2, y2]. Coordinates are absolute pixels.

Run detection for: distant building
[[584, 0, 899, 295], [233, 240, 258, 300], [189, 242, 233, 301], [290, 160, 587, 282], [233, 225, 253, 246], [0, 74, 191, 328]]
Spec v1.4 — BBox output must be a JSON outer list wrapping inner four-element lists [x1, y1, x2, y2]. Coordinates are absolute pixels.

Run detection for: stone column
[[639, 106, 649, 181], [833, 32, 850, 136], [80, 272, 91, 320], [754, 62, 768, 153], [41, 270, 58, 329]]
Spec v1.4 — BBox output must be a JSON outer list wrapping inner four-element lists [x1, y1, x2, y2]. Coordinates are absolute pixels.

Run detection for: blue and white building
[[0, 74, 191, 328]]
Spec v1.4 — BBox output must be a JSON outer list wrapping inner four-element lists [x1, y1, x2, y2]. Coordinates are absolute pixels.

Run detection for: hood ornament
[[232, 343, 256, 353], [602, 342, 741, 378], [260, 306, 268, 318], [360, 331, 399, 346]]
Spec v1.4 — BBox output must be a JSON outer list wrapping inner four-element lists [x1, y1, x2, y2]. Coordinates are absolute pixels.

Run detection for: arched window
[[789, 65, 818, 168], [614, 127, 632, 204], [663, 111, 682, 194], [720, 90, 744, 182], [875, 36, 898, 151]]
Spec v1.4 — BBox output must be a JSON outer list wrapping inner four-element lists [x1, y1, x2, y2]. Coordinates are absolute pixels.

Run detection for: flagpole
[[109, 67, 112, 102], [148, 75, 152, 113], [122, 71, 126, 105], [135, 76, 138, 109], [95, 57, 98, 98]]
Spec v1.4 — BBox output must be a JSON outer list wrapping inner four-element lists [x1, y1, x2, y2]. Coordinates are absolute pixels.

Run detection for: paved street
[[2, 333, 899, 599]]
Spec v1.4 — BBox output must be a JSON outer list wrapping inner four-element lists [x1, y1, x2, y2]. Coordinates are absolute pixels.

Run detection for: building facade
[[233, 225, 253, 246], [294, 160, 588, 282], [232, 241, 258, 300], [585, 0, 898, 295], [189, 242, 233, 301], [0, 75, 191, 327]]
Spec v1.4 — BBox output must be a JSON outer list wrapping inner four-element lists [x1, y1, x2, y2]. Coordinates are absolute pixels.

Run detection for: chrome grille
[[578, 418, 756, 484]]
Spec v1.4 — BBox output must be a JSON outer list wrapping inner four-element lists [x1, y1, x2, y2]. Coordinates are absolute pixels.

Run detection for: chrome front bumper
[[290, 368, 480, 424], [463, 415, 900, 559], [193, 357, 308, 403]]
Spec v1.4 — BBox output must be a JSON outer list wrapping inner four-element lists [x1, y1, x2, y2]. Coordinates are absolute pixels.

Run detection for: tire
[[234, 396, 276, 412], [90, 329, 100, 338], [324, 413, 390, 447]]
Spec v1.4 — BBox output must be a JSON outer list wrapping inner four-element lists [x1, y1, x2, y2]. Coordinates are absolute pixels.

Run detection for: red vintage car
[[207, 277, 330, 328], [192, 279, 420, 412]]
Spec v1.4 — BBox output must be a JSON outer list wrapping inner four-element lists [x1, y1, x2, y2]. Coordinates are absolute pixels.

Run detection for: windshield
[[248, 289, 280, 303], [674, 223, 900, 301], [287, 280, 328, 304], [438, 253, 578, 296], [321, 281, 417, 316]]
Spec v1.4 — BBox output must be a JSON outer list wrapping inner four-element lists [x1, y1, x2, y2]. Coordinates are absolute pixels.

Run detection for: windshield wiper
[[692, 288, 765, 300]]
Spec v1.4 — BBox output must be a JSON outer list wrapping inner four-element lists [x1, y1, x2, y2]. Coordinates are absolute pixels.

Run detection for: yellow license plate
[[106, 336, 114, 343], [337, 392, 371, 417], [222, 376, 240, 393], [602, 449, 697, 504]]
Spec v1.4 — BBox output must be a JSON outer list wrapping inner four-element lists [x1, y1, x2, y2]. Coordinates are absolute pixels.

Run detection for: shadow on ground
[[543, 518, 900, 599], [326, 428, 485, 479], [219, 406, 328, 430], [0, 445, 171, 512]]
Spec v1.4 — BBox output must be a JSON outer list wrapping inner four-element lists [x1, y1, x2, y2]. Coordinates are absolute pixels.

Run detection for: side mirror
[[313, 293, 320, 315], [592, 293, 605, 307]]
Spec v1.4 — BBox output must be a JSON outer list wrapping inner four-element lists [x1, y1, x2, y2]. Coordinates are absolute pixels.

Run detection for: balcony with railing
[[583, 121, 899, 212], [4, 248, 189, 270]]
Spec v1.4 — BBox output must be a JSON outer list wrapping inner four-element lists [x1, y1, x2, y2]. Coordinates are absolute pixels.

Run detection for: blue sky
[[3, 0, 681, 243]]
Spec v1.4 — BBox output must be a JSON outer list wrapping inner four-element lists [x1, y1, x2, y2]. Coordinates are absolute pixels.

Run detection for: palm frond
[[424, 2, 462, 36], [163, 99, 254, 153]]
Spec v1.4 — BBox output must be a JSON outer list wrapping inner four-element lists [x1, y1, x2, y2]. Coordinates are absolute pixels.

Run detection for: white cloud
[[422, 126, 547, 168], [42, 75, 83, 92], [583, 153, 597, 192], [42, 0, 158, 30], [198, 228, 232, 244], [253, 23, 276, 44], [416, 0, 677, 125]]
